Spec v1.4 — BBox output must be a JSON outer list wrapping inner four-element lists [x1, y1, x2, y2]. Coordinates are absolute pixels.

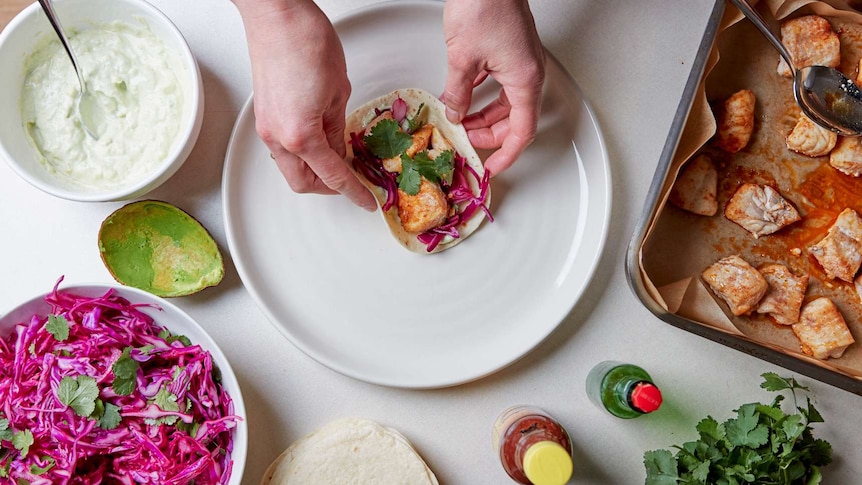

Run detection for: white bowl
[[0, 282, 247, 484], [0, 0, 204, 202]]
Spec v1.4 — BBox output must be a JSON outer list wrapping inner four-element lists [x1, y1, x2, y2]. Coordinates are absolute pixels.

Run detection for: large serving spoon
[[730, 0, 862, 136], [37, 0, 104, 139]]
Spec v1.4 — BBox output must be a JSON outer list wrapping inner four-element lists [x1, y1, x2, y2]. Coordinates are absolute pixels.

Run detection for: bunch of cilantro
[[364, 117, 454, 195], [644, 373, 832, 485]]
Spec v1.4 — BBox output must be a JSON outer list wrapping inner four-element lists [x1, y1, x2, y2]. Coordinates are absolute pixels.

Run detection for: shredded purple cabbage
[[350, 99, 493, 252], [0, 278, 240, 484]]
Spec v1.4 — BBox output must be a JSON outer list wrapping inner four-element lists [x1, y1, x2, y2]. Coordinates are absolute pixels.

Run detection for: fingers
[[466, 117, 509, 150], [271, 150, 338, 195], [482, 95, 540, 175], [442, 53, 483, 124], [462, 90, 511, 131], [265, 118, 376, 210], [482, 128, 532, 176], [462, 85, 541, 175], [291, 133, 376, 211]]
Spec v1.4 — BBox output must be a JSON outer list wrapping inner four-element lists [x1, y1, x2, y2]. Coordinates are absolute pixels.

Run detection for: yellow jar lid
[[523, 440, 573, 485]]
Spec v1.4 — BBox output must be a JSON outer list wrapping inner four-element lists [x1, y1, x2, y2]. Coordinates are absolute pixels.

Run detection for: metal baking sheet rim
[[624, 0, 862, 396]]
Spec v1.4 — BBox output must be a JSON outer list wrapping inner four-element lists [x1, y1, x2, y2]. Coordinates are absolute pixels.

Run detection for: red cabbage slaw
[[0, 280, 239, 484], [350, 99, 493, 252]]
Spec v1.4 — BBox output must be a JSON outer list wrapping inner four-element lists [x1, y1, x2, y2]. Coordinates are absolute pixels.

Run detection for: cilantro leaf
[[45, 315, 70, 342], [761, 372, 808, 393], [112, 347, 139, 396], [0, 418, 12, 442], [726, 403, 769, 448], [98, 403, 122, 430], [696, 416, 724, 442], [158, 329, 192, 347], [57, 375, 99, 417], [397, 154, 423, 195], [804, 397, 824, 424], [415, 149, 454, 184], [145, 387, 180, 426], [112, 348, 139, 379], [364, 119, 412, 159], [406, 103, 425, 133], [643, 450, 678, 485], [397, 150, 455, 195], [12, 430, 34, 458], [644, 374, 831, 485], [177, 420, 201, 438], [29, 457, 54, 475]]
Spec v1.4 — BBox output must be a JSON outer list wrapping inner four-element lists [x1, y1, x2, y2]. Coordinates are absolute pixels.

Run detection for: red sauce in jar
[[492, 406, 573, 485]]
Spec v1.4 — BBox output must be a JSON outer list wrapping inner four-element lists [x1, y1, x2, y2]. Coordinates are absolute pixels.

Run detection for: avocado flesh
[[99, 200, 224, 297]]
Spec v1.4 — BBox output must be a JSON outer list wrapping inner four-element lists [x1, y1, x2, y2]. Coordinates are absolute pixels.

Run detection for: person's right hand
[[441, 0, 546, 176], [233, 0, 376, 210]]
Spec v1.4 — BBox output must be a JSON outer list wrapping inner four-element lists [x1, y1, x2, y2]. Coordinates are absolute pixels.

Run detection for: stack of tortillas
[[261, 418, 439, 484]]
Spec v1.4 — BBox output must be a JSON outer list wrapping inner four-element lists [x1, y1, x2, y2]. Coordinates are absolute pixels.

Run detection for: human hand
[[441, 0, 546, 176], [234, 0, 375, 210]]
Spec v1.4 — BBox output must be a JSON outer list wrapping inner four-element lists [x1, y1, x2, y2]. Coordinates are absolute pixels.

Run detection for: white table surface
[[2, 0, 861, 483]]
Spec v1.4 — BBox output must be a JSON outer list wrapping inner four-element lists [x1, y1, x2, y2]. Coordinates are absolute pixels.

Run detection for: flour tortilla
[[260, 418, 439, 485], [345, 88, 490, 254]]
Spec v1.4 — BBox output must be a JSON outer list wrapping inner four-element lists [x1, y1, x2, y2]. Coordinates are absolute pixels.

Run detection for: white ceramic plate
[[222, 0, 611, 388]]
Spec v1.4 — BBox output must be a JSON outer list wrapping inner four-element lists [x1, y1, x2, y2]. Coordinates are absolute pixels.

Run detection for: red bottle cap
[[631, 382, 663, 413]]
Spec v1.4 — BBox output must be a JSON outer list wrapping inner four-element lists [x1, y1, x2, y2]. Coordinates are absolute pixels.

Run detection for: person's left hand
[[441, 0, 546, 176]]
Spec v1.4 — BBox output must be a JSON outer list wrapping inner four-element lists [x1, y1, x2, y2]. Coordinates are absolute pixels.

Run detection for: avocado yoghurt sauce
[[21, 21, 184, 190]]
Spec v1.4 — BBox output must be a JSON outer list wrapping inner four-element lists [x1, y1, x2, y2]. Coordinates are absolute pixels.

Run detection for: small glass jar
[[492, 405, 574, 485]]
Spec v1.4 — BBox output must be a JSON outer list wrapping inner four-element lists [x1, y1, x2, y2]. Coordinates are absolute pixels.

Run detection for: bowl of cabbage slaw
[[0, 279, 246, 484]]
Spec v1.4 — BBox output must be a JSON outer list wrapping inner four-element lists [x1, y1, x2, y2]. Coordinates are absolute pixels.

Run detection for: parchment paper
[[639, 0, 862, 380]]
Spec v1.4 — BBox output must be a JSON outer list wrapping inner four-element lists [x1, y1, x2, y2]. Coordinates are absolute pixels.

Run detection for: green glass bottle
[[586, 361, 663, 419]]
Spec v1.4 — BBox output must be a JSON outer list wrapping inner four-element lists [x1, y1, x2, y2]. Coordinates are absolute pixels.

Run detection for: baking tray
[[626, 0, 862, 396]]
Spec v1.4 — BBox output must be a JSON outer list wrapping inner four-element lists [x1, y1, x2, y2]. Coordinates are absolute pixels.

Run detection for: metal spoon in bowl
[[37, 0, 104, 139], [730, 0, 862, 136]]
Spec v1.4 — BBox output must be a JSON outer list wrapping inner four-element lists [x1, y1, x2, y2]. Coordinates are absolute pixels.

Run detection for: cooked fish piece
[[702, 255, 769, 316], [406, 124, 434, 158], [756, 264, 808, 325], [786, 114, 837, 157], [428, 126, 453, 159], [829, 136, 862, 177], [397, 178, 448, 233], [809, 208, 862, 282], [669, 154, 718, 216], [792, 297, 855, 360], [365, 110, 394, 133], [777, 15, 840, 78], [724, 184, 800, 238], [715, 89, 756, 153], [382, 124, 435, 173]]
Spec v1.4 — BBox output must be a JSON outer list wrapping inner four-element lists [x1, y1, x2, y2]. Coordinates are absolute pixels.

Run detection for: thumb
[[442, 54, 481, 124]]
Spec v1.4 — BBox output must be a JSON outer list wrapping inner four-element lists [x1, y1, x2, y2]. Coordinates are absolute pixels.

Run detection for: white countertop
[[2, 0, 861, 483]]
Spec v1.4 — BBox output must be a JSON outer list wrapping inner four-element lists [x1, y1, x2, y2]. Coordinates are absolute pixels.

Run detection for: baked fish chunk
[[829, 136, 862, 177], [786, 114, 837, 157], [715, 89, 756, 153], [778, 15, 840, 78], [669, 154, 718, 216], [755, 264, 808, 325], [702, 255, 769, 316], [724, 184, 801, 238], [397, 178, 449, 233], [792, 297, 855, 360], [809, 208, 862, 282]]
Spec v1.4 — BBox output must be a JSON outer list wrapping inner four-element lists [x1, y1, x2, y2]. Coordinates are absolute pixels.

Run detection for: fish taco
[[346, 88, 492, 253]]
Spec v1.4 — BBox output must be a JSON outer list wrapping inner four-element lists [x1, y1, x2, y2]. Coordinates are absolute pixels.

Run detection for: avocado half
[[98, 200, 224, 297]]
